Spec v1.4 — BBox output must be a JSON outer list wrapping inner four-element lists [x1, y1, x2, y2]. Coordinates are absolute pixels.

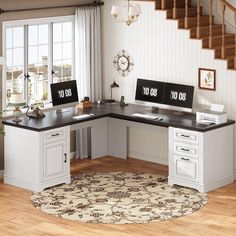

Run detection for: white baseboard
[[0, 170, 4, 178], [129, 152, 168, 165]]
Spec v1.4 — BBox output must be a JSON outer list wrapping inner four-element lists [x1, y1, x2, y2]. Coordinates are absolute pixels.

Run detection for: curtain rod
[[0, 1, 104, 15]]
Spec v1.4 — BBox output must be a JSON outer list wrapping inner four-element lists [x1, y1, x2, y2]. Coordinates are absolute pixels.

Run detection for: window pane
[[13, 27, 24, 48], [6, 26, 24, 110], [39, 24, 48, 45], [28, 65, 48, 103], [63, 22, 72, 41], [63, 42, 72, 59], [6, 49, 13, 67], [13, 48, 24, 67], [29, 46, 38, 65], [29, 25, 38, 46], [6, 28, 13, 49], [53, 61, 63, 83], [53, 23, 62, 43], [53, 21, 73, 83], [6, 67, 24, 108], [63, 60, 72, 81], [53, 43, 62, 60], [28, 23, 49, 104], [38, 45, 48, 63]]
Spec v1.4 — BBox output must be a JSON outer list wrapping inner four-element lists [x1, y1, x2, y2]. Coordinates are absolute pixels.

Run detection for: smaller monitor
[[50, 80, 79, 111]]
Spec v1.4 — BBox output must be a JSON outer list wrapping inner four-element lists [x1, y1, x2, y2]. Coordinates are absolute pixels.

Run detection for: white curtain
[[75, 6, 102, 102], [75, 7, 102, 159]]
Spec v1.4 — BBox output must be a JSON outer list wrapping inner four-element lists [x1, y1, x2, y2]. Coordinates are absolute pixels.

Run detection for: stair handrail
[[221, 0, 236, 13], [221, 0, 236, 67]]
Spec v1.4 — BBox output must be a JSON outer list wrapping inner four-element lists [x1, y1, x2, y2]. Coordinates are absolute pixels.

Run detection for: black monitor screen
[[164, 82, 194, 109], [135, 79, 165, 104], [50, 80, 79, 106], [135, 79, 194, 109]]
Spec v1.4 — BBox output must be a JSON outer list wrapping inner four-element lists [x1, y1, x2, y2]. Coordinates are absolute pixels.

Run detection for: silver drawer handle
[[181, 157, 190, 161], [51, 133, 60, 137], [181, 148, 190, 152]]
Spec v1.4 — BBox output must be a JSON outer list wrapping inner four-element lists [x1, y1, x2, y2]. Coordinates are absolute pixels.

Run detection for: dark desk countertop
[[2, 103, 235, 132]]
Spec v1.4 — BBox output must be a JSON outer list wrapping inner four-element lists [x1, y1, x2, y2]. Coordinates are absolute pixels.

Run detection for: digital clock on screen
[[170, 91, 187, 101], [142, 87, 158, 97], [57, 89, 73, 99]]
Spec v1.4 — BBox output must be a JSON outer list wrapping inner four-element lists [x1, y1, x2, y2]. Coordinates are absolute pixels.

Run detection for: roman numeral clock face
[[113, 50, 134, 77]]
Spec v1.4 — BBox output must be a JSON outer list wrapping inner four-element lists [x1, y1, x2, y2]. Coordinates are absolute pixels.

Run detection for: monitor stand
[[56, 108, 71, 114], [145, 106, 159, 113], [172, 111, 187, 116]]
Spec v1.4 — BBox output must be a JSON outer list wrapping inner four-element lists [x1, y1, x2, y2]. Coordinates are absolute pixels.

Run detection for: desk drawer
[[44, 127, 66, 143], [174, 142, 198, 158], [174, 156, 198, 181], [173, 128, 198, 144]]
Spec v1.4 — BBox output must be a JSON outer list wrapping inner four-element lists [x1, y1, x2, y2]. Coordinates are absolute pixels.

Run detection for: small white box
[[196, 110, 227, 124]]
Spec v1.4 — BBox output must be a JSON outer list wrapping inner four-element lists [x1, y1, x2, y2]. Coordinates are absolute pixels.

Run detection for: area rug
[[31, 172, 208, 224]]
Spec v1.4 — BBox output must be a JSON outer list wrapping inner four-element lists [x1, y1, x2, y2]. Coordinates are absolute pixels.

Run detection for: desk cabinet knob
[[64, 153, 67, 163]]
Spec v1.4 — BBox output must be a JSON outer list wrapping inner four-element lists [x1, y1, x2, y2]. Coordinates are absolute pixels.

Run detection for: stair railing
[[221, 0, 236, 66], [196, 0, 201, 38], [161, 0, 166, 10], [185, 0, 189, 28], [209, 0, 213, 48], [173, 0, 177, 19]]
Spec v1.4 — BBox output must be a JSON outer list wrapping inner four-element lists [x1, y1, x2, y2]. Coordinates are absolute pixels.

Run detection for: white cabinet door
[[43, 140, 68, 181]]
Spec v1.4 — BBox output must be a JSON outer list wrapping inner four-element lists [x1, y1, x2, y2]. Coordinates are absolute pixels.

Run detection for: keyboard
[[132, 113, 161, 120], [72, 114, 94, 120]]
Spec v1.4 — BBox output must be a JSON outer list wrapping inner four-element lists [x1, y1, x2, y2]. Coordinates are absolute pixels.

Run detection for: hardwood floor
[[0, 156, 236, 236]]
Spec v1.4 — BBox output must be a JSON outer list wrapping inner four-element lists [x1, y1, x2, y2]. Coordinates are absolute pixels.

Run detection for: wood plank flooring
[[0, 156, 236, 236]]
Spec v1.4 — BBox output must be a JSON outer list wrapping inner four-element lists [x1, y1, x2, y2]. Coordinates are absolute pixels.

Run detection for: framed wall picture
[[198, 68, 216, 91]]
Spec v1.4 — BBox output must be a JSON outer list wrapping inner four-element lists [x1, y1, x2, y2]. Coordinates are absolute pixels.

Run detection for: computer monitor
[[135, 79, 194, 112], [50, 80, 79, 112]]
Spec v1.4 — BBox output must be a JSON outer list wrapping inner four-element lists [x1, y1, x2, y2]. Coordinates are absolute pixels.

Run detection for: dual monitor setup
[[21, 78, 194, 121], [49, 78, 194, 113]]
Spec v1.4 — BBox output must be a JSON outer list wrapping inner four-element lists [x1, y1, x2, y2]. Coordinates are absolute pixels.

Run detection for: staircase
[[153, 0, 236, 71]]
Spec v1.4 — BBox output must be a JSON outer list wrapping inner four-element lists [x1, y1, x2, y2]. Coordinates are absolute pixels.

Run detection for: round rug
[[31, 173, 208, 224]]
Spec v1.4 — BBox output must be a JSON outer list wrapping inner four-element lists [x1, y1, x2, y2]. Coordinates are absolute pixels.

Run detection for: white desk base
[[4, 117, 234, 192]]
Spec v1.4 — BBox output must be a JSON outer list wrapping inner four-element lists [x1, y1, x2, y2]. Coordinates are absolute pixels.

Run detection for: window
[[3, 16, 74, 110]]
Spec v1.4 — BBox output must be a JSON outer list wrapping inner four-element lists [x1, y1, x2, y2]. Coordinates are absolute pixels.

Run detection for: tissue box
[[196, 110, 227, 124]]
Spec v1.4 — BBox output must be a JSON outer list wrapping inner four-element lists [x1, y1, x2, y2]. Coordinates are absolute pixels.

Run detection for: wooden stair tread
[[189, 24, 222, 30], [198, 24, 222, 29], [225, 55, 235, 59], [214, 44, 235, 49], [202, 33, 235, 40]]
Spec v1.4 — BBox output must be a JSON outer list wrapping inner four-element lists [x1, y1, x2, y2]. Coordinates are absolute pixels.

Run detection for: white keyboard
[[132, 113, 160, 120], [72, 114, 94, 120]]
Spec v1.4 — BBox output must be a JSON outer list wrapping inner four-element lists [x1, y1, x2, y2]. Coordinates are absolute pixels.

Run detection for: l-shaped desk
[[2, 103, 235, 192]]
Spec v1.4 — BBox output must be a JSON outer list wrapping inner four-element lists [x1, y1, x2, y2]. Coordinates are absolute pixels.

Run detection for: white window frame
[[2, 15, 75, 111]]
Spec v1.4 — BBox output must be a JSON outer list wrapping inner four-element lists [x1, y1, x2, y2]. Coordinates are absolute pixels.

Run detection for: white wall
[[102, 0, 236, 176]]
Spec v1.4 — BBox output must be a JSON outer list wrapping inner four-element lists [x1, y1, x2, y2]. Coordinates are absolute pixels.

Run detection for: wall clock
[[113, 50, 134, 77]]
